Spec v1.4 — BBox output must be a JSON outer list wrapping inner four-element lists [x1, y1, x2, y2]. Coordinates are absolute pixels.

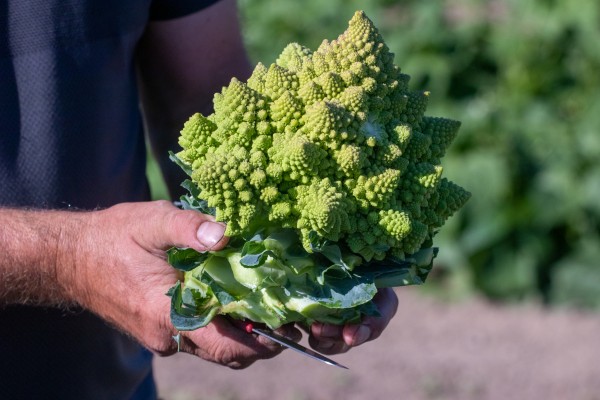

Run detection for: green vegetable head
[[176, 10, 469, 261], [168, 11, 469, 330]]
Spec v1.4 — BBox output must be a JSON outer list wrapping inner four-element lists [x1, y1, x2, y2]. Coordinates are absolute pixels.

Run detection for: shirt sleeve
[[149, 0, 222, 21]]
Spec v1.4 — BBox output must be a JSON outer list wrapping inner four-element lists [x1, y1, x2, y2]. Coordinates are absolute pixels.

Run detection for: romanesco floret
[[177, 10, 469, 260]]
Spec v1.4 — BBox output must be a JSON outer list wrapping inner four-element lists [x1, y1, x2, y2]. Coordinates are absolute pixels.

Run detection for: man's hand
[[67, 201, 303, 369], [307, 288, 399, 355], [0, 200, 292, 369]]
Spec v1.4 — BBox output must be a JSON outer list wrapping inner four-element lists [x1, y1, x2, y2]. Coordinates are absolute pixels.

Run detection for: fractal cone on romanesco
[[167, 11, 470, 330]]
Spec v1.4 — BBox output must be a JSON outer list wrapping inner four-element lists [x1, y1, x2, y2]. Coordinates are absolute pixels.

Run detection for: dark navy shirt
[[0, 1, 218, 398]]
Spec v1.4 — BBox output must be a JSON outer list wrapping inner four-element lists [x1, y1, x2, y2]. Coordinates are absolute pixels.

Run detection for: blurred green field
[[148, 0, 600, 309]]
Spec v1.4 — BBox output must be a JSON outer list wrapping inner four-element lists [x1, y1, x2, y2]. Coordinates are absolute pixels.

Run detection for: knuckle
[[256, 338, 283, 356], [146, 319, 180, 356], [170, 209, 196, 225], [167, 209, 204, 235], [153, 199, 174, 209], [146, 334, 178, 356], [148, 200, 176, 221]]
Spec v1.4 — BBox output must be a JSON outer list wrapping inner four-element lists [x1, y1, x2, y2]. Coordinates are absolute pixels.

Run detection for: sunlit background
[[150, 1, 600, 398]]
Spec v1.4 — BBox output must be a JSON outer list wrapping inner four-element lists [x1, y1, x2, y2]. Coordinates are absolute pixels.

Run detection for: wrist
[[0, 208, 90, 307], [52, 210, 93, 307]]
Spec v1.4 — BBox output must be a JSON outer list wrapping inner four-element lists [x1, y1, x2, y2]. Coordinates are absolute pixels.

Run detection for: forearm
[[0, 208, 86, 307]]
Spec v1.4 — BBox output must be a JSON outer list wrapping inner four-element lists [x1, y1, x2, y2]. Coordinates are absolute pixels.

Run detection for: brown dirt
[[153, 287, 600, 400]]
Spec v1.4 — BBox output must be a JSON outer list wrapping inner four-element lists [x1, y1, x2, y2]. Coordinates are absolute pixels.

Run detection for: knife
[[244, 322, 349, 369]]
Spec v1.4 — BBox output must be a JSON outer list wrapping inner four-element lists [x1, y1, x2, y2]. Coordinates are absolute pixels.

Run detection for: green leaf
[[240, 240, 276, 268], [169, 151, 192, 176], [359, 247, 438, 287], [327, 281, 377, 309], [176, 180, 216, 216], [307, 230, 328, 252], [167, 247, 209, 272], [318, 244, 349, 269], [198, 271, 237, 305], [413, 247, 438, 267], [181, 179, 201, 198], [169, 281, 218, 330], [299, 277, 378, 309], [356, 299, 381, 318], [306, 233, 358, 272], [316, 263, 351, 285]]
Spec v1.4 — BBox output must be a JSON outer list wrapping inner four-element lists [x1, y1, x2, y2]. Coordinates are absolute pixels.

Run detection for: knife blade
[[245, 323, 349, 369]]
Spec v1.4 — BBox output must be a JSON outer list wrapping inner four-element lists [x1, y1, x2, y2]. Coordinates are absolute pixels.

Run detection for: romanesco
[[167, 11, 470, 330]]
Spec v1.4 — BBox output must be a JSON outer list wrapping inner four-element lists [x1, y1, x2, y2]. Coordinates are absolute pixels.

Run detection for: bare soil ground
[[153, 287, 600, 400]]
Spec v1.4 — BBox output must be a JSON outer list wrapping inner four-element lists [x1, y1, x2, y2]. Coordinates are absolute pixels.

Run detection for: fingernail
[[311, 323, 324, 336], [353, 325, 371, 346], [196, 221, 225, 249]]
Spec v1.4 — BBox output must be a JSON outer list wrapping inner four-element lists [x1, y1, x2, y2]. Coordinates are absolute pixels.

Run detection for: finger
[[274, 323, 303, 343], [343, 288, 399, 346], [310, 322, 343, 341], [181, 316, 286, 369], [342, 324, 372, 347], [152, 200, 229, 252], [308, 335, 351, 355], [231, 318, 303, 344], [365, 287, 398, 340], [233, 320, 303, 350], [211, 317, 288, 356], [177, 332, 257, 370], [308, 323, 349, 355]]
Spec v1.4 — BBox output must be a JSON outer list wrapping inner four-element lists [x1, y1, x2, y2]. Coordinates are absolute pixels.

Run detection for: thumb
[[195, 217, 229, 251], [150, 200, 229, 252]]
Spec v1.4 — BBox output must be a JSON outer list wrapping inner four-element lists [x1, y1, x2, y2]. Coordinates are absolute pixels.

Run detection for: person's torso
[[0, 0, 152, 210], [2, 2, 156, 399]]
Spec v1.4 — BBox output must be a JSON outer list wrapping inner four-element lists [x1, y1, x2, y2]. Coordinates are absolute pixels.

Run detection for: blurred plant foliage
[[237, 0, 600, 308]]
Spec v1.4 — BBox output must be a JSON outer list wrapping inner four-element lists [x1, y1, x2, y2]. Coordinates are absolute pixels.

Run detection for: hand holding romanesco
[[167, 11, 470, 330]]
